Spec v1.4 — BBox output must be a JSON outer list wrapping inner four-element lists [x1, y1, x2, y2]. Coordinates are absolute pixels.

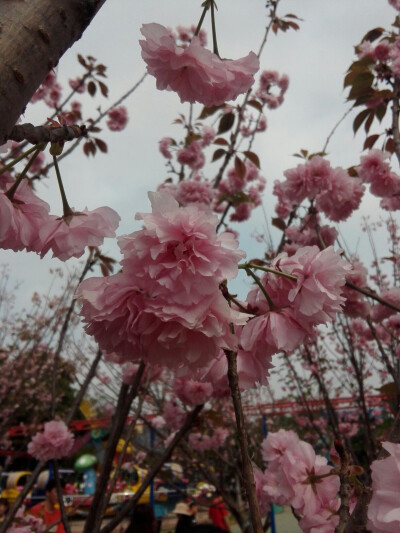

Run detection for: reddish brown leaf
[[218, 112, 235, 134], [213, 137, 229, 145], [94, 138, 108, 153], [363, 134, 379, 150], [272, 217, 287, 231], [234, 156, 246, 179], [87, 81, 97, 97], [243, 150, 260, 169], [212, 148, 226, 162]]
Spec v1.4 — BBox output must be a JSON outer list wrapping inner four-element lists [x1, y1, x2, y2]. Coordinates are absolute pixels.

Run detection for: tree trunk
[[0, 0, 107, 144]]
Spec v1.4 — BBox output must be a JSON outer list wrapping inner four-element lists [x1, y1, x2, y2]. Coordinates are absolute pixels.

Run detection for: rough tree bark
[[0, 0, 108, 144]]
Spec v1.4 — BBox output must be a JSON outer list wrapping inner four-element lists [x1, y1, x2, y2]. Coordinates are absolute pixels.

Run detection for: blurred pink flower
[[174, 377, 213, 406], [28, 420, 74, 461], [107, 106, 129, 131], [140, 23, 259, 106], [367, 441, 400, 533]]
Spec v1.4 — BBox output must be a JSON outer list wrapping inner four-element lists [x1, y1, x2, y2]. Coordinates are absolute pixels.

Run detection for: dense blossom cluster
[[238, 246, 350, 385], [256, 430, 340, 533], [274, 156, 365, 222], [28, 420, 74, 461], [77, 191, 246, 369], [140, 23, 259, 106], [357, 149, 400, 211]]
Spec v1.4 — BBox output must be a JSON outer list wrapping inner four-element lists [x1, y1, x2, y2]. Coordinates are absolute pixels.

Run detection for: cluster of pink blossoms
[[238, 246, 351, 386], [274, 156, 365, 222], [256, 430, 340, 533], [0, 171, 120, 259], [140, 23, 259, 106], [30, 70, 62, 108], [253, 70, 289, 109], [28, 420, 74, 461], [357, 149, 400, 211], [106, 106, 129, 131], [367, 441, 400, 533], [188, 427, 229, 452], [77, 191, 247, 369]]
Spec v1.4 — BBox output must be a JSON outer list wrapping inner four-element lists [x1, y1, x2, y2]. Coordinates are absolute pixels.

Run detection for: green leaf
[[247, 100, 263, 112]]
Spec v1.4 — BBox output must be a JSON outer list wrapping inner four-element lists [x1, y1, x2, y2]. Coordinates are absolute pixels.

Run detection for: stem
[[226, 350, 262, 533], [53, 155, 73, 217], [392, 79, 400, 167], [0, 143, 44, 175], [82, 366, 145, 533], [335, 443, 352, 533], [241, 263, 297, 282], [4, 147, 43, 200], [244, 267, 275, 309], [210, 1, 220, 57], [51, 250, 96, 418], [194, 2, 210, 37], [53, 460, 72, 533]]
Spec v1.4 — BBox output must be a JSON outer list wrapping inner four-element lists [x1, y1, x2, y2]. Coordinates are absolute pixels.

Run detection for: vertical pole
[[150, 427, 155, 508], [262, 415, 276, 533]]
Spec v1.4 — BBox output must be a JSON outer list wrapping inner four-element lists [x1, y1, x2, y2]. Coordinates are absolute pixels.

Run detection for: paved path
[[69, 506, 301, 533]]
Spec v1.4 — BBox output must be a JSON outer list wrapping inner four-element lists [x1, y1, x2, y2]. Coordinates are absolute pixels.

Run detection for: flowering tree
[[1, 1, 400, 533]]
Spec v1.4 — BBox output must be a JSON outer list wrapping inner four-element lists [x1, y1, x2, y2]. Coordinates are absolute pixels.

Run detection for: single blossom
[[140, 23, 259, 106], [367, 441, 400, 533], [107, 106, 129, 131], [28, 420, 74, 461], [39, 206, 120, 261]]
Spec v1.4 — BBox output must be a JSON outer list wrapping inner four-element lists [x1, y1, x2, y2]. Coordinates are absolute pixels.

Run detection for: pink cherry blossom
[[107, 106, 129, 131], [140, 23, 259, 106], [39, 206, 120, 261], [177, 141, 205, 170], [77, 191, 246, 368], [163, 400, 186, 430], [28, 420, 74, 461], [367, 441, 400, 533], [175, 178, 214, 207], [0, 179, 51, 253], [315, 167, 364, 222], [174, 377, 213, 406], [119, 191, 245, 300], [69, 77, 85, 93], [159, 137, 173, 159]]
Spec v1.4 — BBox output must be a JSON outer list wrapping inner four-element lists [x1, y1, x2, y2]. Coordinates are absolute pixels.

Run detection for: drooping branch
[[0, 0, 108, 144]]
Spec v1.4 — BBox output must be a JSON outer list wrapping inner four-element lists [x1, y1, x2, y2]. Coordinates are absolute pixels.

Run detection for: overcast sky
[[2, 0, 397, 309]]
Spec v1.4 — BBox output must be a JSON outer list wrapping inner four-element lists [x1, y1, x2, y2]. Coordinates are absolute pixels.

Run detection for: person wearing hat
[[173, 500, 197, 533]]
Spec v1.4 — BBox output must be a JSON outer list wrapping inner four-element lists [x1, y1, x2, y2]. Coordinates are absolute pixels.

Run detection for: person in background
[[125, 503, 158, 533], [29, 478, 65, 533], [0, 498, 9, 523], [208, 494, 230, 532], [173, 500, 197, 533]]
